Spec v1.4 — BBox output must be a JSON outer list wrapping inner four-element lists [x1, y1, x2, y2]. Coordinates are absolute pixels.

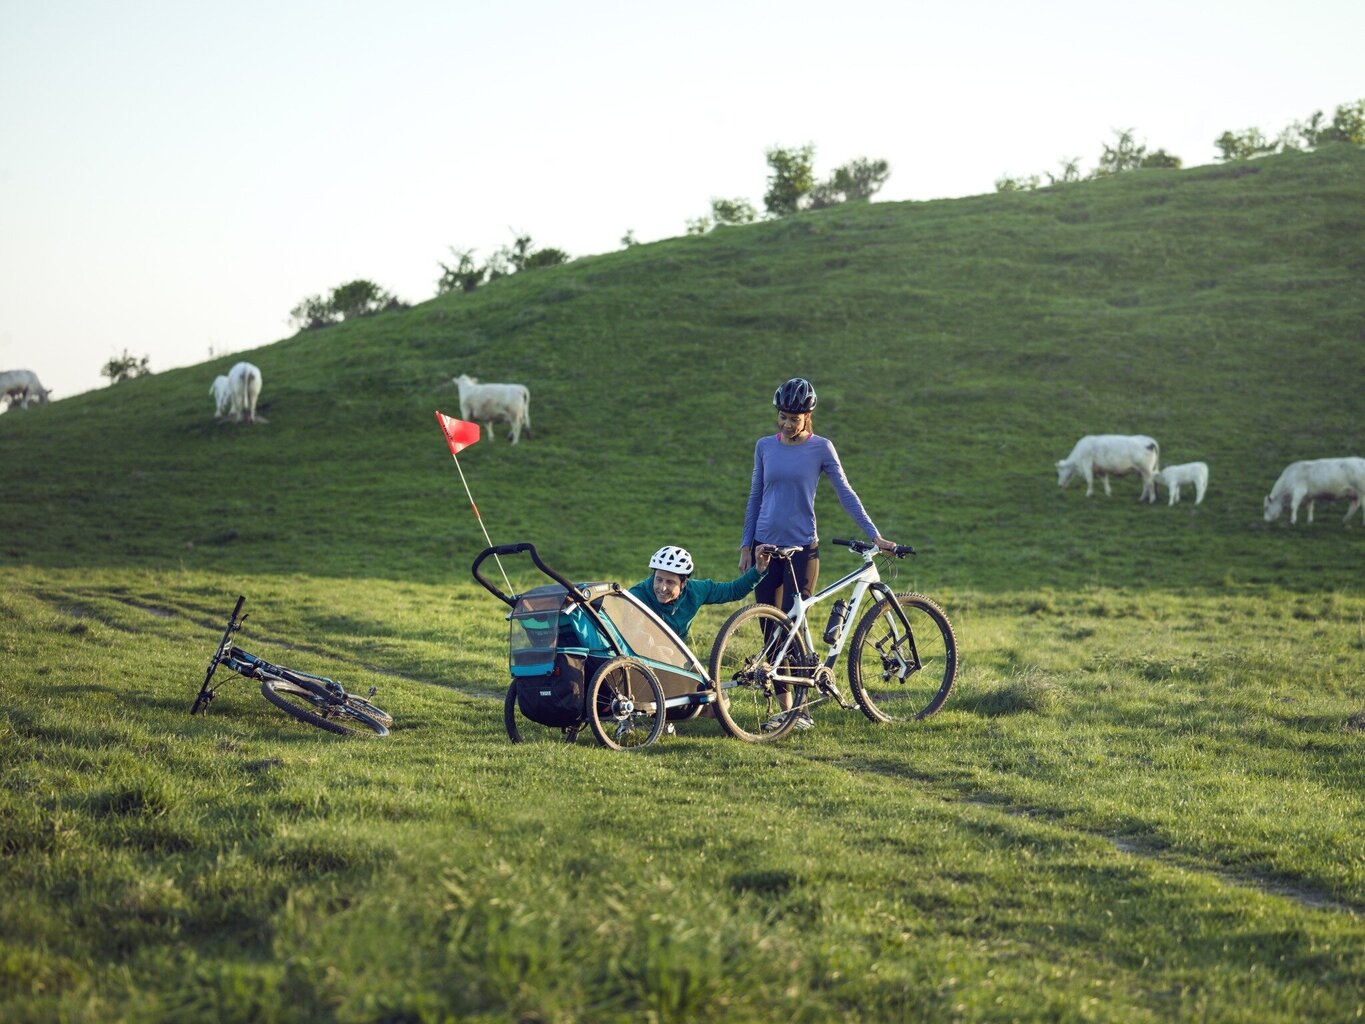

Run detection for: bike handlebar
[[830, 538, 916, 558]]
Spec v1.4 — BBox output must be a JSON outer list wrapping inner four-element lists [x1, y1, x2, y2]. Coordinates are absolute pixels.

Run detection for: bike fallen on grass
[[190, 596, 393, 737]]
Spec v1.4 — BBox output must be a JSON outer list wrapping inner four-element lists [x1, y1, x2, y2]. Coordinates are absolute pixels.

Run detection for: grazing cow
[[1155, 461, 1209, 506], [227, 361, 263, 423], [1055, 434, 1160, 502], [0, 369, 51, 409], [1263, 457, 1365, 525], [453, 374, 532, 444], [210, 375, 233, 419]]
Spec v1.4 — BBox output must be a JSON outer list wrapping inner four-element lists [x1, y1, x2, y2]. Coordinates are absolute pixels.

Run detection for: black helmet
[[773, 377, 817, 413]]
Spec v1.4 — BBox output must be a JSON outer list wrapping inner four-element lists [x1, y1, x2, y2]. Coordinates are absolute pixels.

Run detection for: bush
[[289, 279, 400, 331], [437, 248, 486, 294], [100, 350, 151, 385]]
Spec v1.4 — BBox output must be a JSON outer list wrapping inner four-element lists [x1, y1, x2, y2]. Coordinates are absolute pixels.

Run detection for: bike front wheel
[[848, 592, 957, 722], [587, 657, 666, 751], [259, 676, 390, 736], [708, 604, 810, 742]]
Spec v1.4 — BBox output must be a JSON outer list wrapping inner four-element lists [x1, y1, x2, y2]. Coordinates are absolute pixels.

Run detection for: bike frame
[[194, 595, 359, 709], [764, 541, 921, 692]]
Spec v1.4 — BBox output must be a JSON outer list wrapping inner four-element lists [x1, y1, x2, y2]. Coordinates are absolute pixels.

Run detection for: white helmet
[[648, 545, 694, 576]]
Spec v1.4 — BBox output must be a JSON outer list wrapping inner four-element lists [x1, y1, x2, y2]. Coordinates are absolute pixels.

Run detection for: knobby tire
[[848, 592, 957, 722], [708, 603, 811, 742], [259, 676, 389, 736]]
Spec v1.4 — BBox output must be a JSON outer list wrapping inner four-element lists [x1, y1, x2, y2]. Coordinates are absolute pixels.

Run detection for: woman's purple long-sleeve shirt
[[741, 434, 879, 548]]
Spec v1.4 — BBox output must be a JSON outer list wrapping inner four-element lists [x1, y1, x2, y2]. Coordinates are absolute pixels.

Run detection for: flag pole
[[435, 411, 515, 597], [448, 449, 514, 596]]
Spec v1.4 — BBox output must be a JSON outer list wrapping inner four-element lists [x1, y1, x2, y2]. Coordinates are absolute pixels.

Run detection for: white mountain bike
[[708, 538, 957, 742]]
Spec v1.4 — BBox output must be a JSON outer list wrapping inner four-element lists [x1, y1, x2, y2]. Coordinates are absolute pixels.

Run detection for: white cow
[[0, 369, 51, 409], [454, 374, 532, 444], [1155, 461, 1209, 506], [210, 375, 233, 419], [1055, 434, 1160, 502], [227, 361, 263, 423], [1263, 457, 1365, 525]]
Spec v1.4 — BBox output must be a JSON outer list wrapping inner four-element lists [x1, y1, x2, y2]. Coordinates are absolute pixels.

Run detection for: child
[[629, 543, 774, 643]]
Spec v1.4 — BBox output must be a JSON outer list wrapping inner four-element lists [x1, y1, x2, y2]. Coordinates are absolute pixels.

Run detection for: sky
[[2, 0, 1362, 403]]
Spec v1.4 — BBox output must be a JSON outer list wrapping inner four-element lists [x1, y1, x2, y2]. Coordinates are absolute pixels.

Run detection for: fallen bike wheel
[[342, 693, 394, 728], [259, 676, 389, 736]]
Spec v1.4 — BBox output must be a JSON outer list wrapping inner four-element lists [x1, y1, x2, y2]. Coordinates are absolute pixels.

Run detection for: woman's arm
[[820, 439, 880, 540], [739, 441, 766, 569]]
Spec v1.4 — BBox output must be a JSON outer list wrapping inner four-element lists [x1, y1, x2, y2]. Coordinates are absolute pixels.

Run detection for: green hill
[[3, 144, 1363, 592], [4, 144, 1365, 1022]]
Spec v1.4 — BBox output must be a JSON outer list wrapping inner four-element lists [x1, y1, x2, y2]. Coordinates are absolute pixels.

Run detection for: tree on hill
[[487, 233, 570, 280], [100, 350, 151, 384], [764, 146, 891, 216], [523, 247, 570, 270], [1216, 98, 1365, 159], [1047, 157, 1084, 185], [809, 158, 892, 209], [996, 130, 1180, 192], [1288, 99, 1365, 148], [711, 197, 757, 226], [1215, 127, 1277, 161], [437, 248, 486, 294], [1092, 129, 1181, 176], [289, 279, 404, 331], [764, 144, 816, 216]]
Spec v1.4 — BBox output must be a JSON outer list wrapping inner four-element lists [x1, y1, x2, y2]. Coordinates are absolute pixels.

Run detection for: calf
[[1263, 458, 1365, 525], [454, 374, 532, 444], [1155, 461, 1208, 506], [1055, 434, 1160, 502], [210, 375, 233, 419]]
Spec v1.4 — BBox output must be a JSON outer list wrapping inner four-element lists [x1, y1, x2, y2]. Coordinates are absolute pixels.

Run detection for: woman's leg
[[756, 544, 820, 712]]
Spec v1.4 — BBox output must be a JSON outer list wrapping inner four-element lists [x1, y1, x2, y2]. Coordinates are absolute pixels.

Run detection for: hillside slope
[[2, 145, 1363, 592]]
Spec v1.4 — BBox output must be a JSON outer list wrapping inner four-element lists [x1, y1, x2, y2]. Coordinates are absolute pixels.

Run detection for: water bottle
[[823, 599, 849, 644]]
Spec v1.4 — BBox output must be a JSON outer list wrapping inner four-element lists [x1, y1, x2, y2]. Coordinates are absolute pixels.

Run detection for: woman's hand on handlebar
[[872, 535, 916, 558]]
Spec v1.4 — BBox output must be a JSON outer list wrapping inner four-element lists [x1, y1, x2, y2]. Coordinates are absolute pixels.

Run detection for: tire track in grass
[[803, 750, 1363, 917], [31, 588, 502, 700]]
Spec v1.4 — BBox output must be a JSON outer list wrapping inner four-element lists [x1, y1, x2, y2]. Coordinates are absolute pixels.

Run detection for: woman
[[738, 377, 897, 727]]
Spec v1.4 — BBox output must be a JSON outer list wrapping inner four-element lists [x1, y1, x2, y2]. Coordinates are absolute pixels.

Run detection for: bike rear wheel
[[259, 676, 389, 736], [708, 604, 810, 742], [848, 592, 957, 722]]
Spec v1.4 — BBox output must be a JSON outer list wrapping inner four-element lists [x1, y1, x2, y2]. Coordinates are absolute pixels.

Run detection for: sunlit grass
[[3, 568, 1365, 1021]]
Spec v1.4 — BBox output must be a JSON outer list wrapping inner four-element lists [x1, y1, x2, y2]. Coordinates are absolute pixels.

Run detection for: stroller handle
[[471, 542, 581, 608]]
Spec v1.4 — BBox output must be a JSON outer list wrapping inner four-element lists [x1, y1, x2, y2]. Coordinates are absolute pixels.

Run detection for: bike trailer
[[507, 581, 611, 727], [472, 543, 716, 749]]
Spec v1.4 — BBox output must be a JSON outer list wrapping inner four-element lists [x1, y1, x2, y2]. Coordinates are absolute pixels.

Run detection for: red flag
[[435, 411, 480, 455]]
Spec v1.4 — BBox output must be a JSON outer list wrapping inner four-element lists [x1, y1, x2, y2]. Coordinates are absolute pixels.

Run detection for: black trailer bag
[[515, 651, 587, 727]]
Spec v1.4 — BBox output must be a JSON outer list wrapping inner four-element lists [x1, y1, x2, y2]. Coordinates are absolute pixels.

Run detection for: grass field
[[2, 144, 1364, 1022]]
